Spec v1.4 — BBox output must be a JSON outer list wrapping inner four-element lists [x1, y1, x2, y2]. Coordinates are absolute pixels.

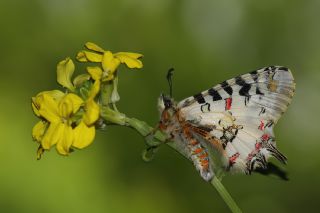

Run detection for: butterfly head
[[158, 94, 174, 112], [157, 68, 178, 125], [158, 94, 177, 127]]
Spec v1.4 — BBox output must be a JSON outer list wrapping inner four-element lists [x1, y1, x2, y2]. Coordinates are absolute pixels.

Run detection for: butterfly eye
[[162, 95, 172, 109], [158, 94, 172, 112], [164, 100, 172, 108]]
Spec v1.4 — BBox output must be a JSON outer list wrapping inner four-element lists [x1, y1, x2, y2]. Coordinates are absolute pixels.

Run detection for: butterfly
[[157, 66, 295, 181]]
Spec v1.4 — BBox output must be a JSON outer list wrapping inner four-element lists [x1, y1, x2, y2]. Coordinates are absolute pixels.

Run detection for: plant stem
[[211, 176, 242, 213]]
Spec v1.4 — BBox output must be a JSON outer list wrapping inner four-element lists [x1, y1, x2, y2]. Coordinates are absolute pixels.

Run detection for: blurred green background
[[1, 0, 320, 212]]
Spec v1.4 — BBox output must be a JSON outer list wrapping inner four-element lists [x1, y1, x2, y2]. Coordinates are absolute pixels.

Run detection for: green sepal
[[100, 106, 126, 125], [100, 81, 113, 106], [73, 74, 91, 87], [77, 80, 92, 100]]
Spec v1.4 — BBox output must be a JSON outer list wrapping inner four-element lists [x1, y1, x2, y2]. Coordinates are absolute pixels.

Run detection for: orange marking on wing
[[268, 80, 278, 92], [193, 148, 203, 154], [182, 126, 193, 139], [258, 120, 264, 130], [200, 159, 209, 165], [202, 164, 209, 171], [190, 139, 199, 146], [229, 152, 240, 166], [199, 153, 208, 159], [255, 142, 262, 150], [190, 126, 210, 137], [225, 98, 232, 110], [200, 159, 209, 170], [261, 134, 269, 141]]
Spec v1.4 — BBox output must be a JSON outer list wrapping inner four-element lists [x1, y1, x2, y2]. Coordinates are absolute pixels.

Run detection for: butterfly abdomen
[[181, 124, 214, 181]]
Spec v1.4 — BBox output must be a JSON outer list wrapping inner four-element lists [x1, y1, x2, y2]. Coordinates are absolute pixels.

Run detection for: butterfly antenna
[[166, 68, 174, 97]]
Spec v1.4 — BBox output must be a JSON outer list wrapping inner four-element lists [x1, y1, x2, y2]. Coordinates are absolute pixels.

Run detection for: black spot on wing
[[264, 66, 276, 71], [208, 88, 222, 101], [221, 81, 233, 96], [277, 66, 289, 72], [200, 103, 211, 112], [235, 76, 251, 97], [250, 70, 258, 75], [259, 107, 266, 115], [256, 87, 264, 95], [235, 76, 246, 86], [197, 125, 213, 132], [250, 71, 258, 82], [254, 162, 289, 181], [266, 120, 274, 128], [239, 83, 251, 97], [193, 93, 206, 104]]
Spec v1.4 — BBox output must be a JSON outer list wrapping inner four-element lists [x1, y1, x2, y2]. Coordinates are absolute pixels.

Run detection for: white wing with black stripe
[[178, 66, 295, 173]]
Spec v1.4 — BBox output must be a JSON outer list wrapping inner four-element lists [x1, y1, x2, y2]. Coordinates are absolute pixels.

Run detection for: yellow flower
[[32, 88, 100, 157], [56, 58, 91, 90], [56, 58, 75, 91], [76, 42, 143, 81]]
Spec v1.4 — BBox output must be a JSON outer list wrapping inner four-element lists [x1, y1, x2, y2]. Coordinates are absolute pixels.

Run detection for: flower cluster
[[76, 42, 143, 81], [32, 42, 143, 159]]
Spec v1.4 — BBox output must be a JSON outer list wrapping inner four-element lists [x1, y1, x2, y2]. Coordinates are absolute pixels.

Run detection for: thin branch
[[211, 176, 242, 213]]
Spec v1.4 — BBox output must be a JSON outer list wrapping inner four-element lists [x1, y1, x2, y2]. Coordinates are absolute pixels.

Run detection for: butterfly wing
[[177, 66, 295, 174]]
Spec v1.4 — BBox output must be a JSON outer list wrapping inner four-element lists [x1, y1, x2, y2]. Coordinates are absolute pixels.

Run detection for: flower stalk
[[211, 177, 242, 213]]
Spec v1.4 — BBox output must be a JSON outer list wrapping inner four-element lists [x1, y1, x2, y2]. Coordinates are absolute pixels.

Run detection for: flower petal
[[85, 42, 104, 53], [32, 90, 65, 118], [87, 66, 102, 81], [102, 51, 120, 73], [58, 93, 83, 118], [56, 58, 75, 91], [41, 122, 63, 150], [32, 121, 48, 142], [114, 52, 143, 69], [32, 101, 40, 116], [115, 52, 143, 59], [83, 51, 103, 62], [43, 90, 65, 101], [73, 121, 95, 149], [56, 124, 74, 155], [73, 74, 91, 87], [83, 99, 100, 125], [101, 74, 114, 82], [37, 93, 60, 123], [88, 80, 100, 100], [76, 51, 88, 62]]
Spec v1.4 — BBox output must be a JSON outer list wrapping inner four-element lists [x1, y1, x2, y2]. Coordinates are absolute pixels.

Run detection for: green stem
[[211, 176, 242, 213]]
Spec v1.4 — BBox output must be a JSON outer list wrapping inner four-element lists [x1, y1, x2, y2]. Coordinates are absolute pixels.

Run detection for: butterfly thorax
[[159, 103, 183, 132]]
